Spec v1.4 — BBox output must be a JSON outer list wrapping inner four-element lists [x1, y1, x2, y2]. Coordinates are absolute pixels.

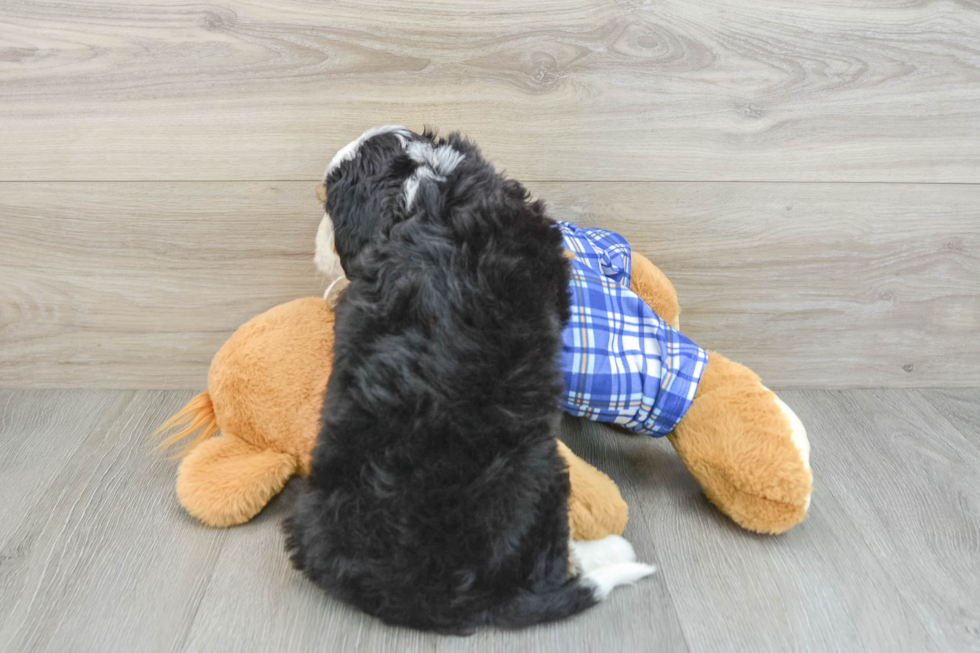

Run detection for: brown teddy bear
[[158, 237, 811, 537]]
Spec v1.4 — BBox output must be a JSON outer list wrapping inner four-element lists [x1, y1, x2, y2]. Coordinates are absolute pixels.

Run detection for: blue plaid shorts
[[557, 221, 707, 436]]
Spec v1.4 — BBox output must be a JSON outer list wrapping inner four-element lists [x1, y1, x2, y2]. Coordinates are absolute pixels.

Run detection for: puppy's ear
[[315, 184, 327, 203], [389, 153, 417, 178]]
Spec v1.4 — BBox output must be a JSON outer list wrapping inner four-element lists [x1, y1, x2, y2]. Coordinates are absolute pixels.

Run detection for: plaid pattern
[[557, 221, 707, 436]]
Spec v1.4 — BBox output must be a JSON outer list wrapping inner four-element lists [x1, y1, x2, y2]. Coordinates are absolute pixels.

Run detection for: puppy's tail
[[491, 579, 598, 629], [492, 540, 657, 629], [153, 391, 220, 457]]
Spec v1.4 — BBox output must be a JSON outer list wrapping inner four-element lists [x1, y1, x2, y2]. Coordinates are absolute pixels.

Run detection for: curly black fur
[[284, 128, 597, 633]]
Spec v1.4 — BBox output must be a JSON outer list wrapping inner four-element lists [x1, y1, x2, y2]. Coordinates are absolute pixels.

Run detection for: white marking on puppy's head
[[403, 166, 444, 209], [324, 125, 412, 181], [405, 140, 465, 175], [317, 126, 411, 297], [402, 140, 465, 209], [316, 126, 465, 293]]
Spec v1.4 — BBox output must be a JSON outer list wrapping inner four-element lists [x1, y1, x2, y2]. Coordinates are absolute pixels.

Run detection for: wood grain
[[0, 390, 123, 547], [179, 484, 439, 653], [534, 181, 980, 389], [563, 407, 939, 653], [181, 462, 690, 653], [789, 388, 980, 652], [918, 388, 980, 452], [3, 389, 978, 651], [1, 181, 976, 388], [1, 0, 979, 182], [0, 390, 228, 653], [1, 0, 977, 647], [0, 182, 324, 388]]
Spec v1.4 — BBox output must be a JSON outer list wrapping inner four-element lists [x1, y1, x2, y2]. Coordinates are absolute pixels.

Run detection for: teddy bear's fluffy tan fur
[[158, 297, 629, 537], [158, 252, 811, 537]]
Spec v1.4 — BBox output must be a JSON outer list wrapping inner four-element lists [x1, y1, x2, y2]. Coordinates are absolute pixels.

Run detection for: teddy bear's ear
[[176, 432, 297, 527], [315, 184, 327, 203]]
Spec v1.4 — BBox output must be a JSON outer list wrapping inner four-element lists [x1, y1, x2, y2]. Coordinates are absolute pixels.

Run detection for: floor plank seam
[[172, 536, 228, 653], [912, 391, 980, 458], [614, 464, 695, 653]]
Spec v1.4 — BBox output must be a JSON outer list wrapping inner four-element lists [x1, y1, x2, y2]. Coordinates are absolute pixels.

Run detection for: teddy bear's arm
[[629, 252, 680, 330]]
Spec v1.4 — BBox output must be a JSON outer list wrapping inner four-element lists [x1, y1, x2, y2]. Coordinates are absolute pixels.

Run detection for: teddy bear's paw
[[670, 383, 813, 534], [176, 433, 297, 527], [768, 389, 811, 511]]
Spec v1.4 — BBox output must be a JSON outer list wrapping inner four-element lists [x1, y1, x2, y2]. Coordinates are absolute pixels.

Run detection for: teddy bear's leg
[[176, 432, 298, 527], [556, 440, 629, 540], [630, 252, 680, 330], [667, 351, 812, 534]]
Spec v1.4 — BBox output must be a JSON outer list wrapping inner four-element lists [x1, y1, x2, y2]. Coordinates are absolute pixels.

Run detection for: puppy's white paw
[[570, 535, 656, 599], [569, 534, 637, 575], [584, 562, 657, 600]]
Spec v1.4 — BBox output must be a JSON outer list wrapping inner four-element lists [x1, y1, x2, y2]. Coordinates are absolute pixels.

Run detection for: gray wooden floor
[[1, 389, 978, 652]]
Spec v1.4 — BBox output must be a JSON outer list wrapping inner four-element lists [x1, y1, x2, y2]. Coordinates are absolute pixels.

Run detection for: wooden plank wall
[[1, 0, 978, 388]]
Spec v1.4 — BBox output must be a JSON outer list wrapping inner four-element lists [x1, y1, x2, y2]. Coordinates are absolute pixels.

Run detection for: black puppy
[[287, 126, 654, 633]]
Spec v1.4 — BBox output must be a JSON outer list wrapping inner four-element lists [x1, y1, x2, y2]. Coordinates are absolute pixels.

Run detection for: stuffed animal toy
[[157, 296, 630, 541], [551, 220, 812, 534], [157, 222, 811, 536]]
